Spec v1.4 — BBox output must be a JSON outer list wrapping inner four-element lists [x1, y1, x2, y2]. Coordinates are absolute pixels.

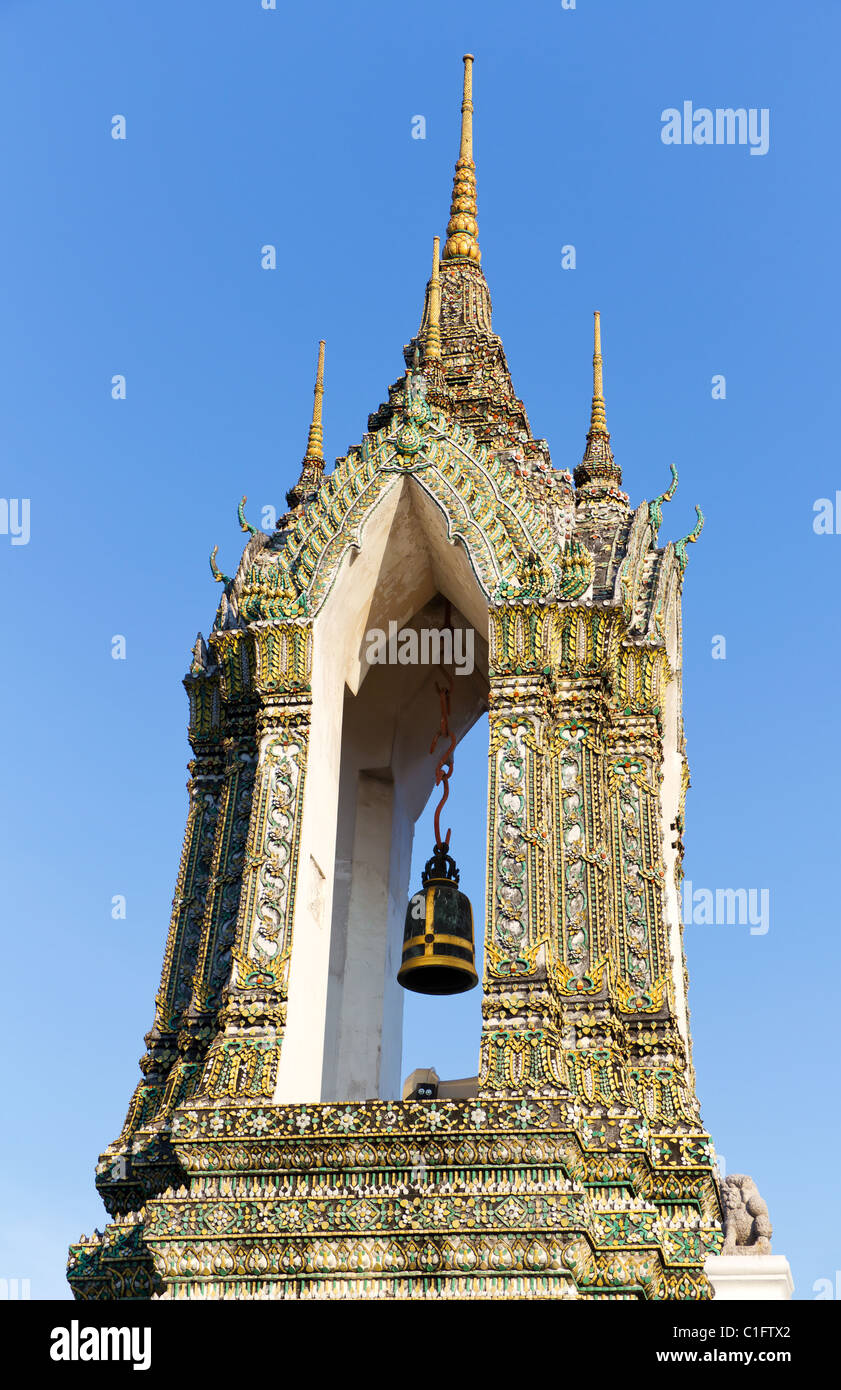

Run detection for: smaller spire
[[420, 235, 452, 412], [304, 339, 326, 462], [589, 311, 608, 435], [443, 55, 481, 264], [286, 340, 327, 510], [425, 237, 442, 361], [458, 53, 474, 162], [574, 311, 622, 494]]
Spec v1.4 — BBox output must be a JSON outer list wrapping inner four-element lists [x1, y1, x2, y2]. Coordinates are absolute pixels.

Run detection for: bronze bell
[[398, 843, 478, 995]]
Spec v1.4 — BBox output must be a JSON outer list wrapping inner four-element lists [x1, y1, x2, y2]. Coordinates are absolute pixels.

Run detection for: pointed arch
[[237, 397, 577, 627]]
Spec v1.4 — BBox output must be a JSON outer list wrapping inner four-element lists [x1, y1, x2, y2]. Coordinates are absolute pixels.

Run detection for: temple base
[[70, 1096, 725, 1301]]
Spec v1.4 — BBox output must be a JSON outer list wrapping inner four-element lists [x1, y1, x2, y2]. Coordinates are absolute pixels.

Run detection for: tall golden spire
[[575, 311, 622, 493], [286, 340, 327, 511], [304, 339, 326, 462], [443, 54, 481, 263], [425, 237, 442, 360], [589, 311, 608, 435]]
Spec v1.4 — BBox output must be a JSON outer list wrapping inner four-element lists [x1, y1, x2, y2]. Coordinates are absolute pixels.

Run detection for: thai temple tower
[[68, 56, 790, 1301]]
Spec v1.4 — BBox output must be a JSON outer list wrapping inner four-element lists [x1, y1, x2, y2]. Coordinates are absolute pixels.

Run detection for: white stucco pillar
[[705, 1255, 794, 1300]]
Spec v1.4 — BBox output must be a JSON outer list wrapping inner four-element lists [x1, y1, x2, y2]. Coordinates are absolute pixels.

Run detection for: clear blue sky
[[1, 0, 837, 1300]]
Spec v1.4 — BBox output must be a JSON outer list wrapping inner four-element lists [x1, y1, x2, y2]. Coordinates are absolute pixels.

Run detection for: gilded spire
[[425, 237, 442, 361], [574, 311, 622, 493], [589, 311, 608, 435], [286, 340, 327, 511], [443, 55, 480, 264], [458, 53, 474, 162], [304, 339, 326, 462]]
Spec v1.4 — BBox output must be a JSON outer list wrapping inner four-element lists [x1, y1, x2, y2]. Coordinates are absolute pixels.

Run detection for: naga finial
[[648, 462, 679, 537], [675, 505, 705, 575], [238, 495, 257, 535], [443, 55, 480, 264], [189, 632, 209, 676], [209, 545, 232, 586]]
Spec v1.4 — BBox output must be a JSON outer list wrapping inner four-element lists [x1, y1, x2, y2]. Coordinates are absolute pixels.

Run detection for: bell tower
[[68, 54, 786, 1302]]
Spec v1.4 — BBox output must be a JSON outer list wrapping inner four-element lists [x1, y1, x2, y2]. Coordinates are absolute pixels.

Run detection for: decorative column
[[480, 599, 565, 1096], [608, 639, 699, 1121], [195, 621, 312, 1102], [96, 650, 224, 1209], [157, 632, 259, 1114], [545, 607, 626, 1106]]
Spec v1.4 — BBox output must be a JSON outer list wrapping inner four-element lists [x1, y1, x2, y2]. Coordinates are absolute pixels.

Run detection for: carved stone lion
[[720, 1174, 773, 1255]]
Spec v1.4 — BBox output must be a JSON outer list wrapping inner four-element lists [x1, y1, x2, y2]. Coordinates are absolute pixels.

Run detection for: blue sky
[[0, 0, 838, 1300]]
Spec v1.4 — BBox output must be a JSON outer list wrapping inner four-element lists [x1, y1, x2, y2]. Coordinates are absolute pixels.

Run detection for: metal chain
[[430, 600, 455, 849]]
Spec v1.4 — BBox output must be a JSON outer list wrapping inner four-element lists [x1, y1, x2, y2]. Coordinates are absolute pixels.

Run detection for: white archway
[[274, 475, 490, 1102]]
